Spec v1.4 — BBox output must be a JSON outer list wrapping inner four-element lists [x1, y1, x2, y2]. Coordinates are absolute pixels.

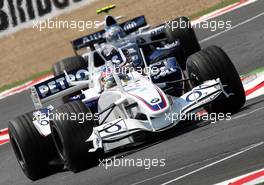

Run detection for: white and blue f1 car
[[8, 15, 245, 181]]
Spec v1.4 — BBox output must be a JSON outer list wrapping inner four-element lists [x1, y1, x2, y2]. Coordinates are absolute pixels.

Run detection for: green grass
[[0, 0, 247, 93], [241, 66, 264, 77], [0, 69, 51, 93], [189, 0, 240, 20]]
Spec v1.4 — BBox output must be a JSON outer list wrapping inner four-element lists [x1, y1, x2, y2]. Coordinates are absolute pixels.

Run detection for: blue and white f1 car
[[8, 15, 245, 181]]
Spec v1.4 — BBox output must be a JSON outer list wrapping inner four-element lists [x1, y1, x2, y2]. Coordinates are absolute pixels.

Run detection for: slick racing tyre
[[186, 45, 245, 113], [8, 112, 58, 180], [50, 101, 100, 172], [52, 56, 87, 76], [165, 16, 201, 69]]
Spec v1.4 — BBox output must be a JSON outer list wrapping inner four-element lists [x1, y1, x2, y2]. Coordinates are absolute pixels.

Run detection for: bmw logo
[[151, 98, 160, 104]]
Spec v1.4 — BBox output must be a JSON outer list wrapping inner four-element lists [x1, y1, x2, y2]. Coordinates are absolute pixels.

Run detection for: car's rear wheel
[[186, 45, 245, 113], [50, 101, 100, 172], [52, 56, 87, 76], [165, 16, 201, 69], [8, 112, 58, 180], [52, 56, 88, 103]]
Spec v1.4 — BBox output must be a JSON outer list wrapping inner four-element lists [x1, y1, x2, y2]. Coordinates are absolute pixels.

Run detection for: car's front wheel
[[8, 112, 58, 180], [50, 101, 101, 172], [186, 45, 245, 113]]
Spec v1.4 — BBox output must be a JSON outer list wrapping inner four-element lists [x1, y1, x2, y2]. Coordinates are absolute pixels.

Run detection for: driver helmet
[[103, 74, 116, 89], [105, 16, 126, 42]]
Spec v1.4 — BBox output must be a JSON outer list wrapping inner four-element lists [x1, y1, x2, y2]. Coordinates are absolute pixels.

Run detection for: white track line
[[0, 128, 8, 132], [130, 153, 230, 185], [0, 128, 9, 146], [247, 87, 264, 100], [200, 11, 264, 43], [130, 142, 264, 185], [0, 135, 9, 140], [160, 142, 264, 185], [231, 106, 264, 121]]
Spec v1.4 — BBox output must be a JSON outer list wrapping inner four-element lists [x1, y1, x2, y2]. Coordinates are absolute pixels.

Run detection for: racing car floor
[[0, 0, 264, 184]]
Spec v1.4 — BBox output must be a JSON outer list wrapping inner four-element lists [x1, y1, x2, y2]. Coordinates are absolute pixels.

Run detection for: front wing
[[88, 78, 233, 152]]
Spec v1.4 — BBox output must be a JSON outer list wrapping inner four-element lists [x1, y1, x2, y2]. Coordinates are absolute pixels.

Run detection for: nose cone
[[128, 85, 170, 117]]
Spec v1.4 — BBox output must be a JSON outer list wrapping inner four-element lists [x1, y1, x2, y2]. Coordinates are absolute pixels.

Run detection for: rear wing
[[71, 15, 147, 52], [30, 68, 89, 109]]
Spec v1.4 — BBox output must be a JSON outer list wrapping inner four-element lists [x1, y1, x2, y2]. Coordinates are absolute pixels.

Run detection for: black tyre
[[8, 112, 58, 180], [186, 45, 245, 113], [52, 56, 87, 76], [50, 101, 99, 172], [165, 16, 201, 69]]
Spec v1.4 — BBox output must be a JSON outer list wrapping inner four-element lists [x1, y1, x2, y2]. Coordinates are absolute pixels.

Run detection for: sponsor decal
[[119, 15, 146, 34], [186, 91, 203, 102], [82, 31, 104, 44], [150, 98, 160, 104], [150, 26, 165, 37], [35, 68, 89, 99], [0, 0, 95, 36], [103, 122, 122, 133], [123, 20, 137, 31], [72, 16, 147, 50]]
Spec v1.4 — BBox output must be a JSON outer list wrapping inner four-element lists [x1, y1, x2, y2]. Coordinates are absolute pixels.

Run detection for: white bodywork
[[87, 73, 226, 151], [31, 49, 230, 153], [27, 15, 235, 154]]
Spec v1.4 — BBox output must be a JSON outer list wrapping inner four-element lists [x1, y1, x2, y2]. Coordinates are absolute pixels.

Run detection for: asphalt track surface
[[1, 1, 264, 185]]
